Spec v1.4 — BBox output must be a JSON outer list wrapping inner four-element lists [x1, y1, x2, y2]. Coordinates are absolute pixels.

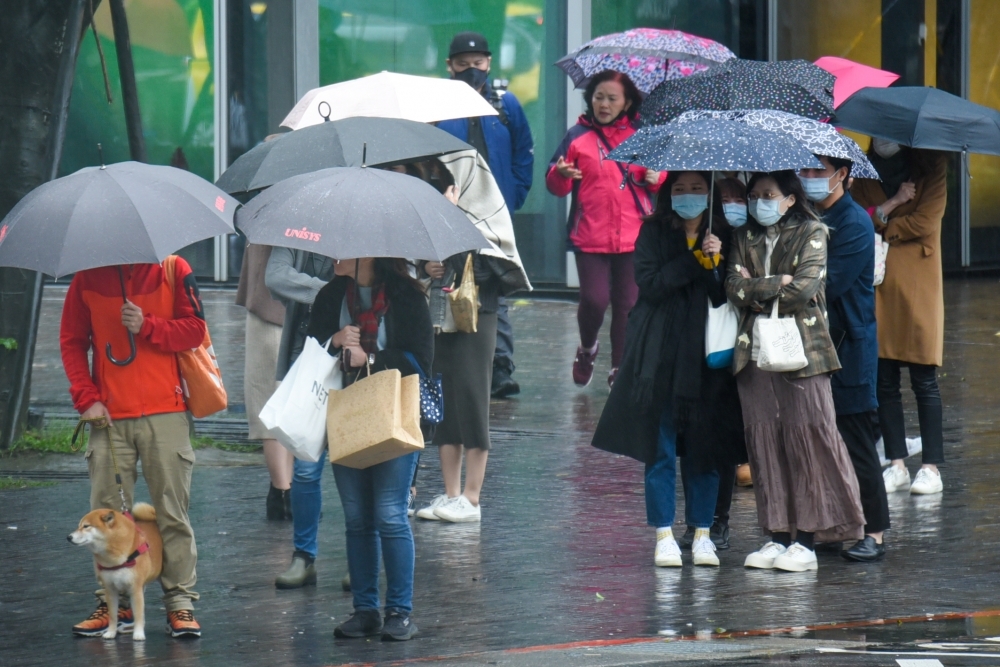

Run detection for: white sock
[[655, 527, 673, 542]]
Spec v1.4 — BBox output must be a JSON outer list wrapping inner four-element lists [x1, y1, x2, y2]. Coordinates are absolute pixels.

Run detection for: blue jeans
[[645, 409, 719, 529], [494, 296, 515, 373], [291, 451, 326, 559], [332, 452, 419, 613]]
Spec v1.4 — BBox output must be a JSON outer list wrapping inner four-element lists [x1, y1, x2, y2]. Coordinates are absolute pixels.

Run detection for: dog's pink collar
[[97, 542, 149, 571]]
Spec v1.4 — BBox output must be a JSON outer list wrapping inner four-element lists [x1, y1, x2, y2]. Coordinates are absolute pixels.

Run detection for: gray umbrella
[[236, 166, 491, 261], [216, 117, 473, 194]]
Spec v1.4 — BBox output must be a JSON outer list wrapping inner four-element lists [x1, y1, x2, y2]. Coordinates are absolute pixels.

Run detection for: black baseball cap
[[449, 32, 490, 58]]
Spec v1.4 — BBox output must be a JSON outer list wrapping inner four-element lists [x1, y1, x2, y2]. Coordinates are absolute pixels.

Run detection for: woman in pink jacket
[[547, 70, 663, 388]]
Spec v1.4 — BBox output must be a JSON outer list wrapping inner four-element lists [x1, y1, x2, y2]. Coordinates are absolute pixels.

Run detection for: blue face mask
[[723, 202, 747, 227], [749, 196, 789, 226], [671, 194, 708, 220]]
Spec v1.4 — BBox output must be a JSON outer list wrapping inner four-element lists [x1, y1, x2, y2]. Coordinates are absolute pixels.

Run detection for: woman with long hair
[[592, 171, 744, 568], [547, 70, 664, 388], [725, 171, 865, 573]]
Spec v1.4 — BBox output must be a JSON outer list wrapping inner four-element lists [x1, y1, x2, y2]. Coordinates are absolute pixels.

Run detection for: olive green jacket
[[724, 215, 841, 379]]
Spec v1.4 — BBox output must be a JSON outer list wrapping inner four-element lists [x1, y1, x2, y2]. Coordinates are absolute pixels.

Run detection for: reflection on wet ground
[[4, 278, 1000, 666]]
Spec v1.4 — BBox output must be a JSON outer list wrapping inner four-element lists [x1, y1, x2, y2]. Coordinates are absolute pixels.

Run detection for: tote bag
[[327, 368, 423, 469], [873, 232, 889, 286], [753, 298, 808, 373], [259, 336, 342, 461], [705, 297, 739, 369], [448, 253, 479, 333]]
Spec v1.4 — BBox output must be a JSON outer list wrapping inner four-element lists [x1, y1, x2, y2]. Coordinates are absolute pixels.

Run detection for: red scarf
[[346, 281, 388, 355]]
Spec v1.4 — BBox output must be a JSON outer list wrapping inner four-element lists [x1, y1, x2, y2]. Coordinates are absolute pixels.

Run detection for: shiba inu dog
[[68, 504, 163, 641]]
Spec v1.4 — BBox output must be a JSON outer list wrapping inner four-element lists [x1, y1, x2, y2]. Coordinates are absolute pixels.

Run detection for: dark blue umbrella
[[833, 86, 1000, 155], [607, 118, 824, 172]]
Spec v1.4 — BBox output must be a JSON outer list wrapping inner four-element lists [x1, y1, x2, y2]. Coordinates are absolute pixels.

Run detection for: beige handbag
[[753, 298, 808, 373], [447, 253, 479, 333], [327, 368, 423, 469]]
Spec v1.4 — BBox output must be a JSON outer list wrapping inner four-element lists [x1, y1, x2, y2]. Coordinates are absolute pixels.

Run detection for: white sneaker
[[910, 467, 943, 495], [433, 495, 481, 523], [744, 541, 787, 569], [691, 535, 719, 566], [883, 465, 912, 493], [772, 543, 818, 572], [415, 494, 450, 521], [654, 537, 682, 567]]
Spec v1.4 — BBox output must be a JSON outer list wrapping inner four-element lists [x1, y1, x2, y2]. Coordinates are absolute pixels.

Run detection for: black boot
[[282, 489, 293, 521], [266, 485, 286, 520]]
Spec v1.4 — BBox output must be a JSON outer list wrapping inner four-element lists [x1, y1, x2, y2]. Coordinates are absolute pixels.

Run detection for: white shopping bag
[[259, 336, 342, 461], [705, 297, 739, 369], [754, 298, 808, 373]]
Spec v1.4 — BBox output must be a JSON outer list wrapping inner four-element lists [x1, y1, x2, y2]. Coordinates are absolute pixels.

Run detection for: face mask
[[750, 196, 789, 226], [799, 175, 839, 202], [872, 138, 901, 159], [723, 202, 748, 227], [453, 66, 489, 91], [671, 194, 708, 220]]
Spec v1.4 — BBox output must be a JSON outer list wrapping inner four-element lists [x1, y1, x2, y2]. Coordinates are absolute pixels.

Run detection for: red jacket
[[60, 259, 207, 419], [546, 114, 664, 254]]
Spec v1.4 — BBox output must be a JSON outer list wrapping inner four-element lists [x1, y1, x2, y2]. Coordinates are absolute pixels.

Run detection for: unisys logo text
[[285, 227, 322, 242]]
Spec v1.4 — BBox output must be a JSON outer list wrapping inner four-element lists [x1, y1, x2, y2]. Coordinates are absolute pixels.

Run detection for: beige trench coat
[[852, 150, 948, 367]]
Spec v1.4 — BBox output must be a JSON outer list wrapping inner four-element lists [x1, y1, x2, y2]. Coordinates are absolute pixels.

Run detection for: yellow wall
[[969, 0, 1000, 230]]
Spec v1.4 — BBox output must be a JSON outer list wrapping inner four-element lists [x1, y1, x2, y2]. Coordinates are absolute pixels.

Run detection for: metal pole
[[960, 0, 971, 267], [108, 0, 146, 162], [767, 0, 778, 62]]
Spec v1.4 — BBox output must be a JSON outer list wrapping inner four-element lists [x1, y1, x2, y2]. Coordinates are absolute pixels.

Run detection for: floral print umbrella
[[641, 59, 836, 124], [556, 28, 736, 94], [606, 118, 823, 173], [676, 109, 880, 179]]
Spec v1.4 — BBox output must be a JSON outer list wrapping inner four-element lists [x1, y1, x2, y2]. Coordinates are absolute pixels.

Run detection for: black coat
[[592, 219, 746, 470], [306, 274, 434, 380]]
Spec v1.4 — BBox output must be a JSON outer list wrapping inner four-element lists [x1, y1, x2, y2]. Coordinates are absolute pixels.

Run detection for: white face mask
[[872, 138, 901, 159], [749, 196, 790, 226]]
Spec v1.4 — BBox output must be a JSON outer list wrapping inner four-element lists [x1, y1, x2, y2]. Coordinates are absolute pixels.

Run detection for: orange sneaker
[[166, 609, 201, 638], [72, 602, 134, 637]]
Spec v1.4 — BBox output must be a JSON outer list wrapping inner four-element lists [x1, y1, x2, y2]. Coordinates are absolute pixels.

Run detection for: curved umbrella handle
[[106, 332, 137, 366]]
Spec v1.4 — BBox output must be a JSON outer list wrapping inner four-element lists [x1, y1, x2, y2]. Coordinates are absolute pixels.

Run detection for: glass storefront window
[[967, 0, 1000, 266]]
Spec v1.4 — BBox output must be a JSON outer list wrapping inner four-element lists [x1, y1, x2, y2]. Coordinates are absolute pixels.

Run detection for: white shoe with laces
[[415, 494, 450, 521], [772, 543, 818, 572], [910, 467, 943, 495], [654, 536, 682, 567], [744, 541, 787, 569], [691, 535, 719, 566], [883, 465, 912, 493], [433, 495, 481, 523]]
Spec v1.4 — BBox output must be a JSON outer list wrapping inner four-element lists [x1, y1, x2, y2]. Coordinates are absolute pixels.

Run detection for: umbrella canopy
[[833, 86, 1000, 156], [236, 167, 492, 262], [556, 28, 735, 94], [814, 56, 899, 108], [606, 118, 823, 173], [280, 72, 498, 130], [640, 59, 836, 124], [0, 162, 237, 278], [216, 117, 473, 194], [675, 109, 879, 179]]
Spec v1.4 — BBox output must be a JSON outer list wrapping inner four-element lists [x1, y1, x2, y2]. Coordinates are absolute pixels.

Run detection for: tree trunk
[[0, 0, 89, 448]]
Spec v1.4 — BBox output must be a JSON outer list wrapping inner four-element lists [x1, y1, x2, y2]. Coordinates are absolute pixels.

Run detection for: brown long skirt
[[737, 363, 865, 543]]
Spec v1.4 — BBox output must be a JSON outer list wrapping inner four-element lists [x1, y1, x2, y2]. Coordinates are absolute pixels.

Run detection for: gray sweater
[[264, 248, 334, 379]]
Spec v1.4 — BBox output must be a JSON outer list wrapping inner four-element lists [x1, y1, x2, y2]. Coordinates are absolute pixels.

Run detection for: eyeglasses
[[747, 193, 786, 203]]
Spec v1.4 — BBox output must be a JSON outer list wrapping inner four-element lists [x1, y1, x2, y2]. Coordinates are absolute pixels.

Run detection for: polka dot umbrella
[[675, 109, 879, 179], [640, 59, 836, 125]]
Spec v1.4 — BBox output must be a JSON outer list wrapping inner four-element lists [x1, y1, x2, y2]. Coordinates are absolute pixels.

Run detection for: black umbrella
[[640, 59, 836, 125], [833, 86, 1000, 155], [0, 161, 237, 365], [236, 167, 491, 261], [216, 117, 473, 194]]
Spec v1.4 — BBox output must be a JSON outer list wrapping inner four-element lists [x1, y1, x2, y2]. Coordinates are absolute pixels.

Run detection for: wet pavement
[[3, 278, 1000, 666]]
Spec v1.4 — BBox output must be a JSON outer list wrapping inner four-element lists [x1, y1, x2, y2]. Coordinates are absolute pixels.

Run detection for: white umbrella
[[280, 71, 498, 130]]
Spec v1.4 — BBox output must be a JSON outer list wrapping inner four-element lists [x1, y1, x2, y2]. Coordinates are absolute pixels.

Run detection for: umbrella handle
[[105, 333, 137, 366]]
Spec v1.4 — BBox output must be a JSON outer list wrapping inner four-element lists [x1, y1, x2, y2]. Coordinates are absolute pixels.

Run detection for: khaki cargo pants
[[86, 411, 198, 612]]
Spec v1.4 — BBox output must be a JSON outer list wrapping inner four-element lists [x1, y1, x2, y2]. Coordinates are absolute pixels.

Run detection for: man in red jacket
[[61, 258, 206, 638]]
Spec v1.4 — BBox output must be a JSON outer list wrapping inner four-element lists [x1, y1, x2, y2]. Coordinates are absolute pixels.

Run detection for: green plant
[[0, 338, 17, 351], [0, 477, 56, 490], [192, 435, 259, 453], [8, 428, 78, 455]]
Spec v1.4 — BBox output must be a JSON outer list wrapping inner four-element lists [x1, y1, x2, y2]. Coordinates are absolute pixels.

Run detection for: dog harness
[[97, 542, 149, 571]]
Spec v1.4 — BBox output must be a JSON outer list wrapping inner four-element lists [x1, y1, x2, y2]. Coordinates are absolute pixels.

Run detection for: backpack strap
[[162, 255, 178, 295]]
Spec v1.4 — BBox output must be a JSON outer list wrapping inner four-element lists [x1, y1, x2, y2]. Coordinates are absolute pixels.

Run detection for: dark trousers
[[877, 359, 944, 464], [575, 252, 639, 368], [836, 412, 891, 534], [493, 296, 515, 374], [680, 463, 736, 525]]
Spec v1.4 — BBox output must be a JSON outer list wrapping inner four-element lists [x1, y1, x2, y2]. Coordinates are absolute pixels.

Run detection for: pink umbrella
[[815, 56, 899, 108]]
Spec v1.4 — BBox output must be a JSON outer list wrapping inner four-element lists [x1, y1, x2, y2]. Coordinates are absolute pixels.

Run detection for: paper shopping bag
[[326, 369, 423, 469], [448, 252, 479, 333]]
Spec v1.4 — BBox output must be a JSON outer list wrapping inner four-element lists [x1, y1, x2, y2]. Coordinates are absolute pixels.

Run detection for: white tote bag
[[873, 232, 889, 286], [753, 298, 808, 373], [259, 336, 342, 461], [705, 297, 739, 369]]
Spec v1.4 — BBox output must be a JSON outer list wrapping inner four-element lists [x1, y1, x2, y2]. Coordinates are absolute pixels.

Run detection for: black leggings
[[876, 359, 944, 465]]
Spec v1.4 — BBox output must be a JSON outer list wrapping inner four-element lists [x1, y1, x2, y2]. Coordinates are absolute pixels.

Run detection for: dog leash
[[72, 416, 129, 515]]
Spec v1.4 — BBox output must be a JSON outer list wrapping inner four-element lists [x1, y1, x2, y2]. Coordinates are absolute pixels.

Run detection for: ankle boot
[[266, 485, 286, 520], [275, 553, 316, 589], [282, 489, 293, 521]]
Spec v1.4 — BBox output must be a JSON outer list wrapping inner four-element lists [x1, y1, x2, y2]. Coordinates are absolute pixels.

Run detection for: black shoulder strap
[[592, 126, 650, 216]]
